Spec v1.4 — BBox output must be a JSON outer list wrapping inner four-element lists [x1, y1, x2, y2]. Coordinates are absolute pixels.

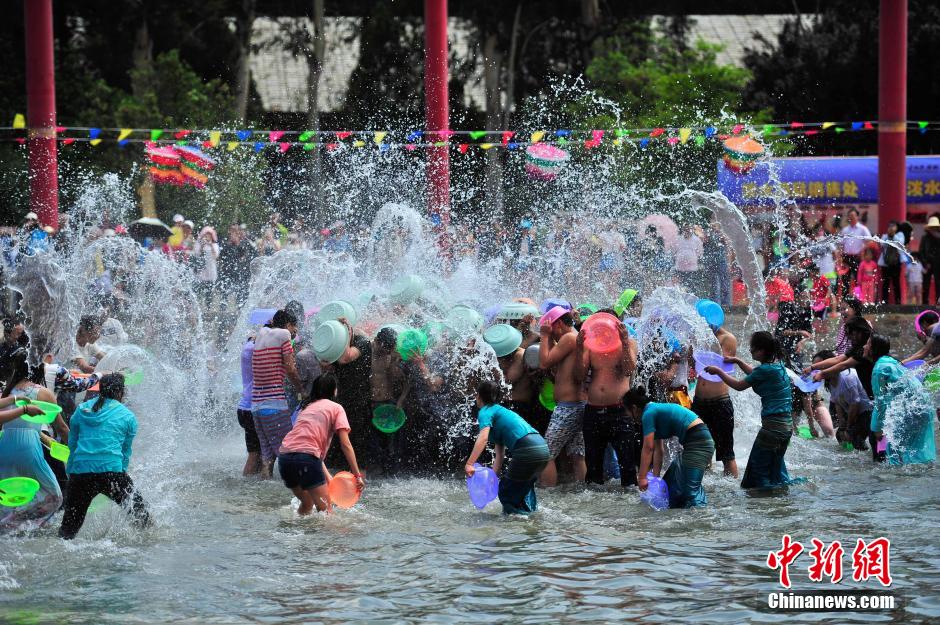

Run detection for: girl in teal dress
[[867, 334, 936, 465]]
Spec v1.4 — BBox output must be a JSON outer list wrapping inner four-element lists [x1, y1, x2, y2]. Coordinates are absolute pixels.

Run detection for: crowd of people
[[1, 203, 939, 538]]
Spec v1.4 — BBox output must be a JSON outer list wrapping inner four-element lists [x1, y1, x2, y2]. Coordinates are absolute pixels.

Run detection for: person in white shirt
[[673, 224, 704, 295], [193, 226, 220, 309], [839, 208, 871, 297], [907, 252, 924, 304]]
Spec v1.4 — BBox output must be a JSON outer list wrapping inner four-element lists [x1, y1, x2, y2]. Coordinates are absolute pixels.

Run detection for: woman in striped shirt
[[252, 310, 302, 478]]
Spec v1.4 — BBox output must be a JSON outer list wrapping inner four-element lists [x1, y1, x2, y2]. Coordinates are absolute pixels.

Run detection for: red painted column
[[878, 0, 907, 233], [424, 0, 450, 237], [24, 0, 58, 229]]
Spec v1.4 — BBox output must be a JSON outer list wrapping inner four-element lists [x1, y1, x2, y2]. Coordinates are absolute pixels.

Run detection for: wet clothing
[[545, 401, 586, 458], [692, 394, 735, 461], [67, 398, 137, 475], [280, 399, 350, 458], [498, 434, 550, 515], [237, 408, 261, 454], [239, 339, 254, 411], [252, 407, 293, 463], [333, 335, 373, 457], [744, 362, 793, 426], [251, 326, 293, 407], [870, 356, 937, 465], [741, 428, 796, 489], [641, 402, 698, 443], [845, 345, 875, 399], [478, 404, 537, 451], [277, 452, 327, 490], [59, 472, 150, 539], [0, 386, 62, 529], [663, 423, 715, 508], [583, 403, 639, 487]]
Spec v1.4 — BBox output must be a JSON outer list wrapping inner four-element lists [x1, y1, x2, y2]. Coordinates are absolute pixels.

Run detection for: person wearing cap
[[483, 324, 535, 429], [691, 310, 740, 478], [168, 214, 185, 248], [919, 215, 940, 305], [538, 306, 587, 486], [192, 226, 220, 309]]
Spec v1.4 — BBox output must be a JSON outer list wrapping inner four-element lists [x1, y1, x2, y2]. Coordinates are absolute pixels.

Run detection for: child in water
[[464, 381, 550, 514], [624, 386, 715, 508], [278, 373, 365, 514], [705, 331, 798, 489], [60, 373, 151, 539]]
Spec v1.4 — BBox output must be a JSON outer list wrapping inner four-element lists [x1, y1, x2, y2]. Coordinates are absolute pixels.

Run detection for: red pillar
[[424, 0, 450, 234], [24, 0, 58, 229], [878, 0, 907, 233]]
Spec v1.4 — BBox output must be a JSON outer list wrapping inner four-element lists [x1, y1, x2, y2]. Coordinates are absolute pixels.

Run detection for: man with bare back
[[538, 307, 587, 486], [691, 323, 739, 477], [576, 313, 638, 487]]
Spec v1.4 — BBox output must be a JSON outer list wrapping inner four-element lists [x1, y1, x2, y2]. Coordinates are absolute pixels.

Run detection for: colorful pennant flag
[[678, 128, 692, 144], [117, 128, 133, 141], [12, 114, 25, 129], [374, 131, 388, 145], [151, 129, 164, 141], [530, 131, 545, 143], [298, 131, 314, 142]]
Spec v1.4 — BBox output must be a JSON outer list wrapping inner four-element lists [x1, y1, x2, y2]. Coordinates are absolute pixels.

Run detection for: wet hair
[[306, 372, 338, 405], [78, 315, 101, 334], [749, 331, 782, 362], [284, 300, 305, 326], [622, 385, 651, 411], [813, 349, 836, 363], [920, 309, 940, 331], [869, 334, 890, 362], [375, 327, 398, 350], [1, 348, 30, 398], [2, 318, 19, 334], [845, 316, 872, 337], [476, 380, 502, 406], [93, 373, 125, 412], [557, 313, 573, 328], [842, 297, 864, 318], [269, 309, 298, 329]]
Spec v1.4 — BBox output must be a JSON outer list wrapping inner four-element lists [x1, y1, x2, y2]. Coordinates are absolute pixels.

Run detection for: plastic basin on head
[[446, 306, 483, 336], [695, 299, 725, 329], [539, 298, 571, 314], [312, 320, 349, 364], [396, 328, 429, 360], [496, 302, 540, 320], [614, 289, 638, 316], [315, 300, 358, 327], [389, 275, 425, 304], [692, 351, 733, 383], [524, 344, 540, 369], [639, 472, 669, 510], [15, 400, 61, 424], [328, 471, 361, 509], [904, 359, 926, 370], [483, 324, 523, 357], [582, 312, 622, 354], [372, 405, 407, 434], [466, 463, 499, 509], [0, 477, 40, 507]]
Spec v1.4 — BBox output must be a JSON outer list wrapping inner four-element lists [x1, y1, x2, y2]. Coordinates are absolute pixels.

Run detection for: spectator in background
[[192, 226, 220, 309], [877, 220, 905, 304], [218, 224, 257, 310], [919, 216, 940, 305], [907, 252, 925, 305], [703, 220, 732, 306], [258, 227, 281, 256], [839, 209, 871, 297], [22, 212, 51, 255], [673, 223, 703, 295], [168, 214, 185, 248]]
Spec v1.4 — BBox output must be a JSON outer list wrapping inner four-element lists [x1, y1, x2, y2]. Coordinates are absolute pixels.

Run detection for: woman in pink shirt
[[278, 373, 365, 514]]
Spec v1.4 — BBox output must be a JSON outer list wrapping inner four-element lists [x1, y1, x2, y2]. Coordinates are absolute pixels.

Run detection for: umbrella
[[128, 217, 173, 242], [637, 214, 679, 251]]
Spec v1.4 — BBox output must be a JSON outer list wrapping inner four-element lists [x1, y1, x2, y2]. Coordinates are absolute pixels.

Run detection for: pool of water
[[1, 426, 938, 624]]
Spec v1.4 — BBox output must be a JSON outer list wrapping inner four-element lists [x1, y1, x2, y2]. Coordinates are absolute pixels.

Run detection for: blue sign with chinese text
[[717, 156, 940, 205]]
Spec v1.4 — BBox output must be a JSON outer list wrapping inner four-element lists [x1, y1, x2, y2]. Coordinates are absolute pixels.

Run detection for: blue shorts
[[278, 452, 327, 490]]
